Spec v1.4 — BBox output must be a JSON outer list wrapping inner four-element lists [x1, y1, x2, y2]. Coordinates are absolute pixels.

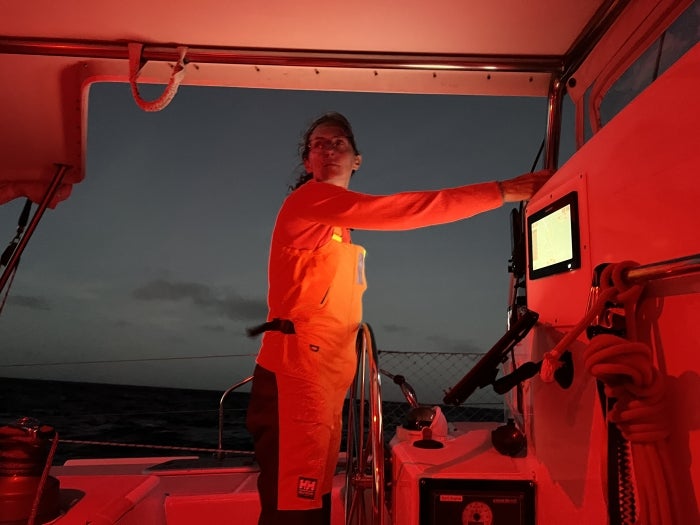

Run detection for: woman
[[246, 112, 550, 525]]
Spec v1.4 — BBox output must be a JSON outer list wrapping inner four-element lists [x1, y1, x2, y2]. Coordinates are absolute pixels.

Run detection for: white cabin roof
[[0, 0, 687, 205]]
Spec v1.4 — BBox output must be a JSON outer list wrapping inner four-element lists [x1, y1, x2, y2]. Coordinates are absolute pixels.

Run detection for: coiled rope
[[540, 261, 678, 524], [128, 42, 188, 112]]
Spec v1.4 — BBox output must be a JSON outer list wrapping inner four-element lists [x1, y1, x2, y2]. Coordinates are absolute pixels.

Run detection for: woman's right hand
[[499, 169, 553, 202]]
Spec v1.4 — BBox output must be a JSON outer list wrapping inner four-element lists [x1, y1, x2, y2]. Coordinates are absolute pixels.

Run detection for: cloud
[[200, 324, 226, 332], [425, 334, 483, 354], [132, 279, 266, 321], [7, 294, 51, 311], [381, 323, 409, 334], [379, 323, 482, 352], [133, 280, 211, 302]]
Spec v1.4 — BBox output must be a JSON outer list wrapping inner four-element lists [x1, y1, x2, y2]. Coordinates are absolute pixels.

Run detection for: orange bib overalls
[[249, 227, 366, 513]]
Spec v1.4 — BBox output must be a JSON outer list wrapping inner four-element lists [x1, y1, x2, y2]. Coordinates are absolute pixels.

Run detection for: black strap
[[1, 199, 32, 268], [246, 318, 295, 338]]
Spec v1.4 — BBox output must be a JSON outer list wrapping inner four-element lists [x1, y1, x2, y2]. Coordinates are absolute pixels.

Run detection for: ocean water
[[0, 377, 503, 465], [0, 377, 254, 465]]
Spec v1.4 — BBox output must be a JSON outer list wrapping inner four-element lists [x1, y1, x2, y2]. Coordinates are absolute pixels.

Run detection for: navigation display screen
[[527, 191, 580, 279]]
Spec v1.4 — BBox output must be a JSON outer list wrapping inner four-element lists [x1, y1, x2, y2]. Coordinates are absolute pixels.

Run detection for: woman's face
[[303, 123, 362, 188]]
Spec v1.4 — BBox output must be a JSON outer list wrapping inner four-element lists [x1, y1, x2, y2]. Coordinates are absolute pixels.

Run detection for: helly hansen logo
[[297, 477, 318, 499]]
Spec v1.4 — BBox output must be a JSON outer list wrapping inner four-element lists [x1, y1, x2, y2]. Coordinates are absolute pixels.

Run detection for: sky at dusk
[[0, 83, 575, 394]]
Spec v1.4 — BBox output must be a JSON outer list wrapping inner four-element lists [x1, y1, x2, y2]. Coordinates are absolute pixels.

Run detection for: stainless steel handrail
[[624, 253, 700, 285], [217, 375, 253, 458], [0, 37, 563, 73]]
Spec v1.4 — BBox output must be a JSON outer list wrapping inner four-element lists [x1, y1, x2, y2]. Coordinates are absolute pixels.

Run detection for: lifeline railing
[[217, 375, 254, 459]]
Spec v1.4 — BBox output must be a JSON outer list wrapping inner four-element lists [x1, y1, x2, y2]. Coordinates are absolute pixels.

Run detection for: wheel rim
[[345, 323, 384, 525]]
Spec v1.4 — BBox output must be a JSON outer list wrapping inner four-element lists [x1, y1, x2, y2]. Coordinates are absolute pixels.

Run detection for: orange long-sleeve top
[[256, 179, 504, 384], [272, 179, 504, 249]]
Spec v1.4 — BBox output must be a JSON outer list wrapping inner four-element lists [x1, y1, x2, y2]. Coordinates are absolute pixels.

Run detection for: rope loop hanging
[[128, 42, 188, 112]]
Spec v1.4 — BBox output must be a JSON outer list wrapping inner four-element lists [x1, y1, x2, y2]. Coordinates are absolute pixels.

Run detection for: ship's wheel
[[345, 323, 385, 525]]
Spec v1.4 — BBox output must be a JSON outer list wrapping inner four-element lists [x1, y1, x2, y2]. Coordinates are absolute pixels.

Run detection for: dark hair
[[289, 112, 360, 192]]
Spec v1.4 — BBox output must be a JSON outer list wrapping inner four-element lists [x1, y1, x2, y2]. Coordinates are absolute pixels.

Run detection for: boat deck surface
[[42, 422, 534, 525]]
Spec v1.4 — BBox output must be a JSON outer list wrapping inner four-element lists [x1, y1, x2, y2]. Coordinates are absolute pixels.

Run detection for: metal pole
[[543, 75, 564, 171], [624, 253, 700, 285], [561, 0, 632, 80], [0, 37, 563, 73], [217, 375, 253, 458], [0, 164, 70, 295]]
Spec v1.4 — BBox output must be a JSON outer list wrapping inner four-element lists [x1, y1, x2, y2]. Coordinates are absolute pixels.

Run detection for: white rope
[[540, 261, 680, 523], [128, 42, 188, 112]]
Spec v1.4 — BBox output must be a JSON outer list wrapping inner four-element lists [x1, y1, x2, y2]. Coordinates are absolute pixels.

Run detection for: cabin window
[[598, 4, 700, 128], [558, 96, 577, 163], [582, 86, 594, 147]]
